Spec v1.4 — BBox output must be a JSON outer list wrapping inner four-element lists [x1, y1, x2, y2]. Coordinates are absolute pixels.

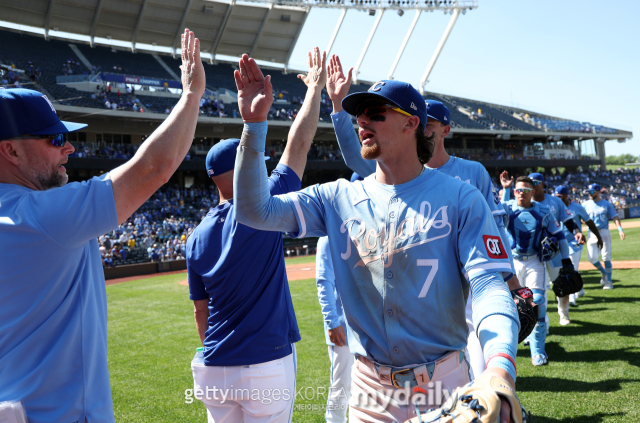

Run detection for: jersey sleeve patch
[[483, 235, 508, 259]]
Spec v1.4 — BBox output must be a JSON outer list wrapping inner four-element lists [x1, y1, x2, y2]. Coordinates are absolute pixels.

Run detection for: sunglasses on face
[[587, 190, 597, 195], [356, 104, 412, 122], [9, 134, 67, 146], [532, 180, 541, 186], [515, 188, 533, 194]]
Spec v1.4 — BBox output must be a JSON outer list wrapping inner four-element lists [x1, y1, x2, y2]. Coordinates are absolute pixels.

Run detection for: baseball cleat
[[559, 316, 571, 326], [532, 354, 548, 366], [523, 339, 530, 346], [577, 288, 585, 298], [603, 282, 614, 290], [570, 298, 578, 307], [600, 278, 606, 286]]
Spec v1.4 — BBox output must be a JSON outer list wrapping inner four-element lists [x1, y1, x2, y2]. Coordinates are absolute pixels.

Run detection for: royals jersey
[[582, 199, 618, 230], [565, 202, 590, 253], [535, 194, 573, 226], [502, 201, 563, 258], [282, 169, 513, 366]]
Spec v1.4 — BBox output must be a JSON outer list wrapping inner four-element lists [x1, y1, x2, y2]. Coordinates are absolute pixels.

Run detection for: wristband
[[618, 226, 624, 233], [486, 353, 517, 374]]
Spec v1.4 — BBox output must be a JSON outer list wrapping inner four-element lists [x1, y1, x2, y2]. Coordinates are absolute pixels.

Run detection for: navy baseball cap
[[588, 183, 601, 192], [0, 88, 87, 140], [342, 80, 427, 130], [350, 172, 364, 182], [425, 100, 450, 126], [555, 185, 569, 195], [206, 139, 269, 177], [528, 173, 544, 183]]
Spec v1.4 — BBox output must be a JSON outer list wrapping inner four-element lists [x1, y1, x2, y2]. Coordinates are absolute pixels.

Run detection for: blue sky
[[288, 0, 639, 157]]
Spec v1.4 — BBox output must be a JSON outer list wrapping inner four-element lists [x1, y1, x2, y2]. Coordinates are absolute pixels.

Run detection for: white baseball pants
[[325, 345, 354, 423], [588, 228, 612, 262]]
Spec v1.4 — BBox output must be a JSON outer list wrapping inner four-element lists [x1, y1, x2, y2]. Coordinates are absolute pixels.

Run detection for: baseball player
[[0, 29, 204, 423], [316, 233, 354, 423], [233, 55, 521, 423], [554, 185, 603, 311], [325, 54, 523, 380], [582, 183, 625, 289], [185, 48, 326, 422], [501, 176, 575, 365]]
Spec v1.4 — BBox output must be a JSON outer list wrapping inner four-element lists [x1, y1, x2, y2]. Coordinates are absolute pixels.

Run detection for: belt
[[357, 350, 465, 389], [514, 254, 536, 262]]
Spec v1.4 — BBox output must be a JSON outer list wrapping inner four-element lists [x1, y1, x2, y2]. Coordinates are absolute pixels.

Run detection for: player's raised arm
[[233, 54, 300, 233], [327, 55, 376, 177], [279, 47, 327, 180], [110, 29, 205, 224]]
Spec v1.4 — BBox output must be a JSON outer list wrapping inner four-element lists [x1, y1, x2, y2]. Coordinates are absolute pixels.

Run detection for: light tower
[[240, 0, 477, 94]]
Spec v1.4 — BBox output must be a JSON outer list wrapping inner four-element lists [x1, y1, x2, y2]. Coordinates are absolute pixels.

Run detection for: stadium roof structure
[[0, 0, 312, 66], [0, 0, 477, 83]]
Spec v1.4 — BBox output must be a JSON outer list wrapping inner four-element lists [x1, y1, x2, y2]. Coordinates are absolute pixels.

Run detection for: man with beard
[[0, 29, 205, 423]]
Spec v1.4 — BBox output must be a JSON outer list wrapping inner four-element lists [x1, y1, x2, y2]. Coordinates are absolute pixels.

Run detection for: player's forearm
[[470, 272, 519, 381], [194, 308, 209, 344], [586, 220, 602, 241], [316, 279, 341, 328], [332, 111, 376, 177], [234, 122, 300, 232], [563, 218, 576, 233], [501, 188, 510, 202], [558, 237, 570, 260], [613, 216, 623, 229], [280, 86, 322, 180]]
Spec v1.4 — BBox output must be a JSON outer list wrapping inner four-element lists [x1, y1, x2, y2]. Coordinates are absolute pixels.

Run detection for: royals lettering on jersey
[[284, 170, 512, 366], [582, 199, 618, 230]]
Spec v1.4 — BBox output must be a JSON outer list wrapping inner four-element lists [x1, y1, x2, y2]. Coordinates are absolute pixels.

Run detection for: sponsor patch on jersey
[[566, 209, 572, 216], [555, 220, 560, 227], [483, 235, 507, 259]]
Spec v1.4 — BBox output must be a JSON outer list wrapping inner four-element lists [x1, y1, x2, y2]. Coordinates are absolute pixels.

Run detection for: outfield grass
[[107, 257, 640, 422], [285, 254, 316, 265]]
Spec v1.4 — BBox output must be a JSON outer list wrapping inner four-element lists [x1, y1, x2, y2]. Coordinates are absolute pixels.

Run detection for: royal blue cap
[[0, 88, 87, 140], [350, 172, 364, 182], [588, 183, 601, 192], [342, 80, 427, 130], [425, 100, 450, 126], [206, 139, 269, 177], [555, 185, 569, 195], [528, 172, 544, 183]]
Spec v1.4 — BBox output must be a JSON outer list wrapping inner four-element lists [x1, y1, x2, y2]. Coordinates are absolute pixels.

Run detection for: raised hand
[[326, 54, 353, 112], [500, 170, 514, 189], [180, 29, 206, 98], [234, 54, 273, 123], [297, 47, 327, 89]]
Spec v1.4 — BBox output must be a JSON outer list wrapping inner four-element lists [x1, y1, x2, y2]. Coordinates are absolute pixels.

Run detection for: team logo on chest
[[339, 201, 452, 268]]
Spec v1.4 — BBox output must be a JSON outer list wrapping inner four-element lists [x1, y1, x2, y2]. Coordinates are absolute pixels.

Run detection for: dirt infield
[[584, 220, 640, 230]]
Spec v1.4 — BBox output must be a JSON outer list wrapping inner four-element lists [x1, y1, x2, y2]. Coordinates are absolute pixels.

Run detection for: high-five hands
[[297, 47, 327, 89], [326, 54, 353, 113], [234, 54, 273, 123]]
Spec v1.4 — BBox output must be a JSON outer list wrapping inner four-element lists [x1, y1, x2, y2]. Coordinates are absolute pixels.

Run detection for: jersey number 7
[[417, 259, 438, 298]]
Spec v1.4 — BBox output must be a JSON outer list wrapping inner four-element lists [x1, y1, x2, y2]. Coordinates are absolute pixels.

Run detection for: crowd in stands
[[70, 143, 139, 160], [100, 184, 220, 267]]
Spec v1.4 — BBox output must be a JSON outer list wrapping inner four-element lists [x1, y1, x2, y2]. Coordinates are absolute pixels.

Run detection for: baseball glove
[[511, 288, 537, 344], [405, 374, 531, 423], [552, 268, 583, 298]]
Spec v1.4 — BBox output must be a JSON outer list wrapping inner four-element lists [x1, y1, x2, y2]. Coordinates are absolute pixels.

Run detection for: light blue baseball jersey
[[582, 199, 618, 230], [234, 122, 518, 368], [565, 201, 591, 253], [535, 194, 573, 226], [502, 201, 564, 258], [316, 236, 347, 346], [332, 110, 514, 280], [0, 175, 119, 423]]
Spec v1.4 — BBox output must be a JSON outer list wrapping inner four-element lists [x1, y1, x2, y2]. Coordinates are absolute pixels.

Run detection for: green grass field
[[107, 231, 640, 422]]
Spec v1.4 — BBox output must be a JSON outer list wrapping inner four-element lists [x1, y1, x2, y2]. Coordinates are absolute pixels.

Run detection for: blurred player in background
[[325, 54, 523, 380], [233, 55, 520, 423], [185, 47, 326, 423], [554, 185, 603, 312], [582, 183, 625, 290], [0, 29, 204, 423], [501, 176, 573, 366]]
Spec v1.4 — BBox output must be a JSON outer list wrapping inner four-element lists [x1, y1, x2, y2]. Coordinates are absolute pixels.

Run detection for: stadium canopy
[[0, 0, 477, 83], [0, 0, 312, 66]]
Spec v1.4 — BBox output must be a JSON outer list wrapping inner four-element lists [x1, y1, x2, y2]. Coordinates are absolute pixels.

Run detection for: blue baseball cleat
[[532, 353, 548, 366]]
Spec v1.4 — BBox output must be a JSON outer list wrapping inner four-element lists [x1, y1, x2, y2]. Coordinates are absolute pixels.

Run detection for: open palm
[[234, 54, 273, 123], [326, 54, 353, 104]]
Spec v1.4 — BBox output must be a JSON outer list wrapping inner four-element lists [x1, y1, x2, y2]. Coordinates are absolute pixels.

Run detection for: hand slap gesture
[[234, 54, 273, 123], [297, 47, 327, 88], [180, 29, 206, 97], [326, 54, 353, 104]]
